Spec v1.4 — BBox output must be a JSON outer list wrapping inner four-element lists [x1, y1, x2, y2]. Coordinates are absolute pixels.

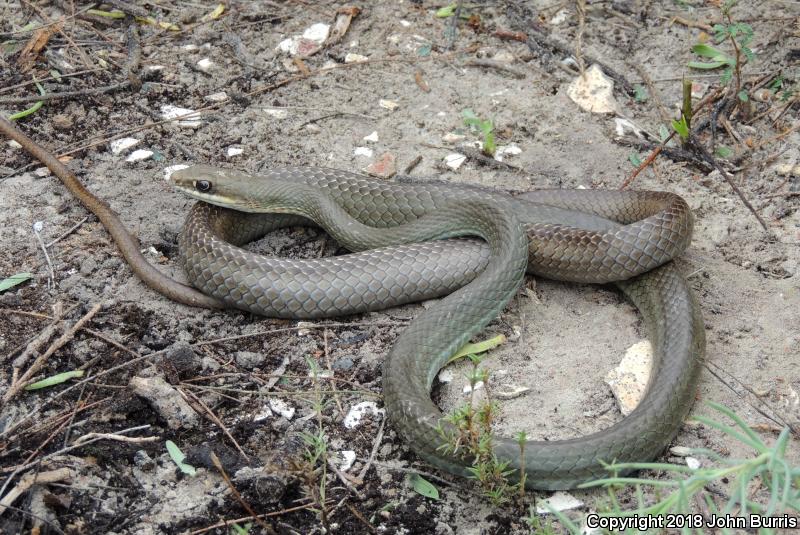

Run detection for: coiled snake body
[[170, 165, 705, 490]]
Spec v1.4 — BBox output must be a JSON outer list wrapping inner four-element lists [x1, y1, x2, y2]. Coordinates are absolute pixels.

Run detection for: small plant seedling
[[165, 440, 196, 476], [0, 272, 32, 292], [408, 473, 440, 500], [25, 370, 84, 390], [462, 108, 496, 156]]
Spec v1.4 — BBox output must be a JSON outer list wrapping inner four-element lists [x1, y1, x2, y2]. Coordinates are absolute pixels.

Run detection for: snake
[[0, 114, 704, 489], [168, 164, 705, 490]]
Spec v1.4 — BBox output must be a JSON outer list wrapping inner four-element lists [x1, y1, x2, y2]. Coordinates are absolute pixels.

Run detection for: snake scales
[[170, 165, 705, 490]]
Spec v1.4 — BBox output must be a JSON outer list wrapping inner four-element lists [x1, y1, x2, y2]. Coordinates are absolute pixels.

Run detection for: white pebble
[[269, 398, 295, 420], [339, 450, 356, 471], [264, 108, 289, 119], [536, 491, 584, 513], [126, 149, 153, 162], [226, 147, 244, 157], [343, 401, 384, 429], [354, 147, 373, 158], [110, 137, 140, 155], [160, 105, 201, 128], [204, 91, 228, 102], [379, 99, 399, 111], [345, 53, 369, 63], [363, 131, 379, 143], [445, 153, 466, 170], [196, 57, 214, 72]]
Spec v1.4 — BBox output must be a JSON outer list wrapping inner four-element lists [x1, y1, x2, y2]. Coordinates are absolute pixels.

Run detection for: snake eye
[[195, 180, 212, 193]]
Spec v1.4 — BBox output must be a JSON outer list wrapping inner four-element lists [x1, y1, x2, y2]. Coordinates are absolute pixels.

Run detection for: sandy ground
[[1, 1, 798, 533]]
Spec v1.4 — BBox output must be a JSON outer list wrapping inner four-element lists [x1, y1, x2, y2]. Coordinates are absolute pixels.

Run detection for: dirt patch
[[1, 1, 798, 534]]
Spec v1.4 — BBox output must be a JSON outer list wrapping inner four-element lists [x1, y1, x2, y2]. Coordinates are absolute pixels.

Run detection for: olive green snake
[[0, 114, 704, 489], [168, 165, 705, 490]]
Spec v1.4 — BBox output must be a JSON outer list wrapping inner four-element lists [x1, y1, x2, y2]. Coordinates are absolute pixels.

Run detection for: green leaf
[[25, 370, 84, 390], [230, 522, 252, 535], [449, 334, 506, 364], [629, 152, 643, 167], [417, 44, 432, 57], [634, 85, 648, 102], [737, 90, 749, 102], [691, 44, 732, 61], [687, 60, 729, 70], [0, 272, 32, 292], [436, 3, 457, 17], [715, 146, 733, 158], [408, 473, 439, 500], [659, 124, 670, 142], [166, 440, 197, 476], [720, 66, 734, 84], [671, 116, 690, 141], [10, 81, 46, 121]]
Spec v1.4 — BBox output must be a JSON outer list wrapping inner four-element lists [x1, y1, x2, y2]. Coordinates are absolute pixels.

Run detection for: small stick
[[0, 468, 73, 515], [210, 451, 278, 535], [32, 222, 55, 287], [182, 388, 250, 462], [4, 303, 102, 403]]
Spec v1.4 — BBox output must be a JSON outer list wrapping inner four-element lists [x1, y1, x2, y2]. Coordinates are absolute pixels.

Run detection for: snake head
[[169, 165, 262, 212], [169, 164, 313, 216]]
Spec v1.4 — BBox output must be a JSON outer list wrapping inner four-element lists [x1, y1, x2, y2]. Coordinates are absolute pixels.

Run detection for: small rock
[[196, 57, 214, 72], [277, 23, 330, 56], [344, 401, 384, 429], [7, 139, 22, 149], [345, 53, 369, 63], [670, 446, 693, 457], [567, 64, 619, 114], [442, 132, 466, 143], [605, 340, 652, 415], [160, 105, 201, 128], [365, 152, 397, 178], [235, 351, 266, 369], [79, 257, 97, 276], [269, 398, 295, 420], [536, 491, 583, 513], [354, 146, 373, 158], [550, 8, 570, 24], [264, 108, 289, 119], [444, 153, 466, 170], [34, 167, 51, 177], [493, 50, 515, 63], [363, 131, 379, 143], [494, 144, 522, 162], [129, 374, 200, 429], [686, 457, 702, 469], [110, 137, 140, 155], [226, 147, 244, 157], [305, 124, 321, 134], [52, 114, 73, 130], [399, 20, 412, 28], [378, 99, 399, 111], [438, 369, 454, 383], [752, 88, 772, 102], [332, 357, 354, 371], [126, 149, 153, 162], [338, 450, 356, 471], [204, 91, 228, 102]]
